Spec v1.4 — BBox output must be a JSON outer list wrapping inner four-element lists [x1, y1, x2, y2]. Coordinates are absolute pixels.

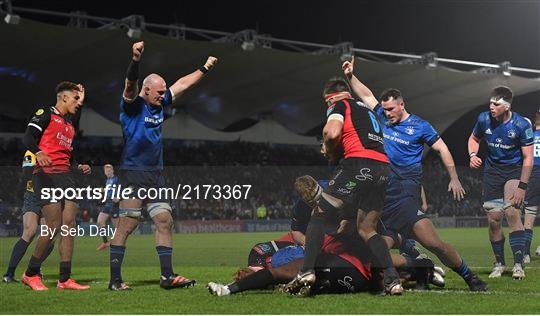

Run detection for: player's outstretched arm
[[342, 57, 378, 110], [431, 138, 466, 201], [468, 134, 482, 169], [123, 41, 144, 102], [169, 56, 218, 100]]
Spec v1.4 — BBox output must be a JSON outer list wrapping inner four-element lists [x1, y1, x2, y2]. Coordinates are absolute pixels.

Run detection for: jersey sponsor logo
[[328, 180, 335, 186], [487, 141, 514, 150], [53, 118, 62, 124], [337, 188, 351, 194], [383, 133, 410, 145], [345, 181, 357, 190], [144, 116, 164, 125], [508, 129, 516, 139], [337, 275, 355, 292], [496, 138, 502, 143], [368, 133, 384, 144], [405, 127, 414, 135], [354, 168, 373, 181], [485, 128, 492, 134], [35, 109, 44, 115]]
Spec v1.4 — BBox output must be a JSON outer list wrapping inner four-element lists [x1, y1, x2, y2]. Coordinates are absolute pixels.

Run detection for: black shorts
[[326, 158, 389, 213], [525, 167, 540, 207], [118, 169, 169, 204], [33, 171, 78, 206], [22, 191, 41, 215], [312, 253, 369, 294], [482, 160, 522, 202]]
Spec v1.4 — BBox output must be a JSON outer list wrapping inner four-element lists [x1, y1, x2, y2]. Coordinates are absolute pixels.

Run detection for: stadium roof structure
[[1, 6, 539, 143]]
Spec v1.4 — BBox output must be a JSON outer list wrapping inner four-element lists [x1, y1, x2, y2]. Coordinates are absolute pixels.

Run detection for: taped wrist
[[126, 59, 140, 81]]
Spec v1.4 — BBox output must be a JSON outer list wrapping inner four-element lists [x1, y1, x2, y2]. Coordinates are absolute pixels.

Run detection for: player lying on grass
[[208, 227, 445, 296]]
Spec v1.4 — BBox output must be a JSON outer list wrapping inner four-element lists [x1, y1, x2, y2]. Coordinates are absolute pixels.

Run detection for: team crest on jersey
[[405, 127, 414, 135], [507, 129, 516, 139], [35, 109, 44, 115], [526, 128, 533, 139]]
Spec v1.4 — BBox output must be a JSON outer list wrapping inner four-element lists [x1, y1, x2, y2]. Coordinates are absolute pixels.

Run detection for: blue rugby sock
[[524, 229, 533, 256], [490, 237, 505, 265], [452, 258, 472, 281], [110, 245, 125, 281], [509, 230, 525, 265], [5, 238, 30, 276], [156, 246, 174, 278]]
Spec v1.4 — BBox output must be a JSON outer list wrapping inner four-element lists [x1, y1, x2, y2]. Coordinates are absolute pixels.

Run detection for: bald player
[[108, 41, 217, 290]]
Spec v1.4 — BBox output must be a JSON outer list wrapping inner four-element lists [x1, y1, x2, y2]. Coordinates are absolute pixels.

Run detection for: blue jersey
[[374, 104, 439, 183], [290, 180, 329, 233], [534, 129, 540, 167], [104, 175, 119, 203], [472, 112, 534, 165], [119, 90, 175, 170]]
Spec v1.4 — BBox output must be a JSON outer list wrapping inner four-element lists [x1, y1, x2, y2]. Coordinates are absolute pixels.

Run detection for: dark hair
[[490, 86, 513, 104], [380, 88, 403, 102], [55, 81, 80, 94], [323, 77, 351, 96]]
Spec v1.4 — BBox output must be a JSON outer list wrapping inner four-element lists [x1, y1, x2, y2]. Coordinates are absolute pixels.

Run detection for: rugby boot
[[57, 278, 90, 290], [108, 278, 131, 291], [207, 282, 231, 296], [283, 269, 316, 296], [160, 274, 196, 289], [488, 262, 505, 278], [21, 272, 48, 291], [294, 175, 323, 208], [465, 273, 488, 292], [2, 273, 17, 283], [512, 263, 525, 280]]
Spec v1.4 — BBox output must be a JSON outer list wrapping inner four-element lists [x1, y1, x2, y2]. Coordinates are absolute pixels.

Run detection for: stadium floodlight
[[127, 28, 142, 39], [4, 13, 19, 24], [499, 61, 511, 77]]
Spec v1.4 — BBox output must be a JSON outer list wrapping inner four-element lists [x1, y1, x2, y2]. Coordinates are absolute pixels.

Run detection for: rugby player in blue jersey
[[108, 41, 217, 290], [342, 57, 487, 291], [96, 164, 119, 251], [523, 111, 539, 262], [527, 111, 540, 258], [468, 87, 534, 279]]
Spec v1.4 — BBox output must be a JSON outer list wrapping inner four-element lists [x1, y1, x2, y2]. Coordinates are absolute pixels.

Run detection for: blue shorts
[[525, 167, 540, 206], [118, 169, 169, 204], [381, 178, 425, 239], [482, 161, 521, 202], [22, 191, 41, 215]]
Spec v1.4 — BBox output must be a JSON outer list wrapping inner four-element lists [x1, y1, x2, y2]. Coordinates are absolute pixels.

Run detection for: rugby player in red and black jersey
[[20, 81, 91, 291], [285, 77, 403, 295]]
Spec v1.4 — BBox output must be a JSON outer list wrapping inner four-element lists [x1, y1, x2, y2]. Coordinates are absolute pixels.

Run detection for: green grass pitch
[[1, 228, 539, 314]]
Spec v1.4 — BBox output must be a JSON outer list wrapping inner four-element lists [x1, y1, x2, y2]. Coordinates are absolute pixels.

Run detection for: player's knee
[[118, 207, 142, 219], [483, 199, 506, 213], [148, 202, 172, 219]]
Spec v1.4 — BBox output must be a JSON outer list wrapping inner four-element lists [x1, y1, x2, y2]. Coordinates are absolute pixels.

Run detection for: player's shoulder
[[408, 113, 430, 127], [477, 111, 491, 121], [511, 112, 532, 129]]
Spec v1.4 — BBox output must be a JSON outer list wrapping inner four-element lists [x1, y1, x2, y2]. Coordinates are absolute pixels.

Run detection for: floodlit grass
[[1, 228, 539, 314]]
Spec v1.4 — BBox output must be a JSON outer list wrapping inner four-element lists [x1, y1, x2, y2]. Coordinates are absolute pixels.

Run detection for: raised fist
[[132, 41, 144, 61], [204, 56, 218, 71]]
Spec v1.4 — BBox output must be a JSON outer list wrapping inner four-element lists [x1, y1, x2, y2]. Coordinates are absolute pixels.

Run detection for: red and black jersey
[[27, 107, 75, 173], [326, 98, 388, 163]]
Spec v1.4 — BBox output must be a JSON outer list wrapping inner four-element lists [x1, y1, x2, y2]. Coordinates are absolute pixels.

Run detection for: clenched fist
[[132, 41, 144, 61], [204, 56, 218, 71]]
